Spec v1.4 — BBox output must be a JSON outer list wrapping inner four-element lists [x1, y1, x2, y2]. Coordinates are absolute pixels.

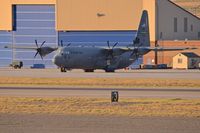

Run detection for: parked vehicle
[[30, 64, 45, 69], [10, 61, 23, 69]]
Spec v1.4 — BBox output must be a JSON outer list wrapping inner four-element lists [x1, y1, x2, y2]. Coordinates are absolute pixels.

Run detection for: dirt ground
[[0, 114, 200, 133]]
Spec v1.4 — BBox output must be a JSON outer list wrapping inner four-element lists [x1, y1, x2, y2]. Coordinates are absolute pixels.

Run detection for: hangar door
[[0, 31, 12, 67], [13, 5, 57, 67]]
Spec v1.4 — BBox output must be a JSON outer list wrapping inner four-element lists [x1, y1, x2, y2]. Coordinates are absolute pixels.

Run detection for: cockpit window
[[57, 48, 62, 54], [57, 48, 65, 56]]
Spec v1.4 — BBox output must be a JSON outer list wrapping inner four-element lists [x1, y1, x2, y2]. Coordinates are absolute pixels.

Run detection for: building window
[[12, 5, 17, 31], [198, 32, 200, 40], [184, 17, 188, 32], [174, 17, 178, 32], [160, 32, 163, 39], [178, 58, 182, 64], [191, 25, 193, 32]]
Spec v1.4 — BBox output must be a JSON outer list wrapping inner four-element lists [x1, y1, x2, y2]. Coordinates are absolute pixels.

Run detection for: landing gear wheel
[[60, 67, 67, 72], [105, 69, 115, 73], [84, 69, 94, 72], [14, 66, 18, 69]]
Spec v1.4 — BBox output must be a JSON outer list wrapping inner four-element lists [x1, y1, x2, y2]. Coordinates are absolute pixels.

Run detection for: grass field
[[0, 97, 200, 117], [0, 77, 200, 88]]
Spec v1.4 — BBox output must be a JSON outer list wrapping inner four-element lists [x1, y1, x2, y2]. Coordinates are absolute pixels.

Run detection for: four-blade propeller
[[60, 40, 71, 47]]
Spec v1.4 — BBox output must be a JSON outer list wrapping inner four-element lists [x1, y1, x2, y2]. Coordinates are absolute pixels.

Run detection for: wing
[[100, 46, 197, 58], [148, 47, 197, 51], [117, 47, 197, 51], [5, 45, 58, 58], [4, 45, 37, 50]]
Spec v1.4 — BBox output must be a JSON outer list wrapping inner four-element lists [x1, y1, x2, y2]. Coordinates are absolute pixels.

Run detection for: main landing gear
[[84, 69, 94, 72], [105, 69, 115, 73]]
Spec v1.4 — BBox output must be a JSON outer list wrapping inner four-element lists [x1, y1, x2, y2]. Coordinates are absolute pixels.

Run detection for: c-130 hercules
[[5, 10, 196, 72]]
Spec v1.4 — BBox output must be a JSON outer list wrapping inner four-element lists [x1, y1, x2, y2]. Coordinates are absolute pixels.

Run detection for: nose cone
[[53, 54, 62, 67]]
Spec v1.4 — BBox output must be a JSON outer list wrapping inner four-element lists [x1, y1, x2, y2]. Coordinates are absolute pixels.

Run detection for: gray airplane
[[5, 10, 196, 72]]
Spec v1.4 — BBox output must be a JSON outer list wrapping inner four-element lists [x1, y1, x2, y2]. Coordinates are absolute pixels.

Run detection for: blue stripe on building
[[13, 5, 57, 67], [0, 5, 142, 68]]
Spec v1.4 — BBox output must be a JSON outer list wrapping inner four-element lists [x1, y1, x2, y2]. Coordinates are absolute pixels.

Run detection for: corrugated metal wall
[[13, 5, 57, 67], [59, 31, 136, 46], [0, 31, 12, 67]]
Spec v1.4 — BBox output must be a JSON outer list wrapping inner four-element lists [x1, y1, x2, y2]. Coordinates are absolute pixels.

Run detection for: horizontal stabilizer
[[148, 47, 197, 51]]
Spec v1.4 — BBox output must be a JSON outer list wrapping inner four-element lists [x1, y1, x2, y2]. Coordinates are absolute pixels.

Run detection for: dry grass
[[0, 97, 200, 117], [0, 77, 200, 88]]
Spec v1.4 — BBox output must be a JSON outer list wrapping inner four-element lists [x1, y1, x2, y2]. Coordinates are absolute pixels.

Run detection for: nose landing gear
[[60, 67, 67, 72]]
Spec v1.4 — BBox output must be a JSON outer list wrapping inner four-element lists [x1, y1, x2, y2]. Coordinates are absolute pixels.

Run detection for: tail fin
[[134, 10, 150, 47]]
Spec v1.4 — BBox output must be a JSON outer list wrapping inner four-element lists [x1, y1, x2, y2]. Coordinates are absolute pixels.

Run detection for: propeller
[[60, 40, 71, 47], [130, 40, 142, 59], [60, 40, 63, 47], [106, 41, 118, 58], [34, 40, 46, 60]]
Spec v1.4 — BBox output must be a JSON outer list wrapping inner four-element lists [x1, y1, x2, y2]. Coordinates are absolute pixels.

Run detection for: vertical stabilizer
[[134, 10, 150, 47]]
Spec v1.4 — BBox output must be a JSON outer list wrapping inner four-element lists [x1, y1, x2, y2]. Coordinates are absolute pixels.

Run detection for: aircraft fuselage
[[53, 46, 135, 71]]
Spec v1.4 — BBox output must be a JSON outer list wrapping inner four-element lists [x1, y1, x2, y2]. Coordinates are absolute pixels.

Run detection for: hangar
[[0, 0, 200, 68]]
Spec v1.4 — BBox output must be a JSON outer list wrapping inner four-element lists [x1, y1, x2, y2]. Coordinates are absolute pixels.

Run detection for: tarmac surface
[[1, 68, 200, 133], [0, 87, 200, 98], [0, 68, 200, 79], [0, 114, 200, 133]]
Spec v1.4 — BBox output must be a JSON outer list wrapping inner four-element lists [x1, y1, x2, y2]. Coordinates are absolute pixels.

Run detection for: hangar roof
[[169, 0, 200, 21]]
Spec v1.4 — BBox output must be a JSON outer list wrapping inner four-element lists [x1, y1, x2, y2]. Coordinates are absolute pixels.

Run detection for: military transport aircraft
[[5, 10, 196, 72]]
